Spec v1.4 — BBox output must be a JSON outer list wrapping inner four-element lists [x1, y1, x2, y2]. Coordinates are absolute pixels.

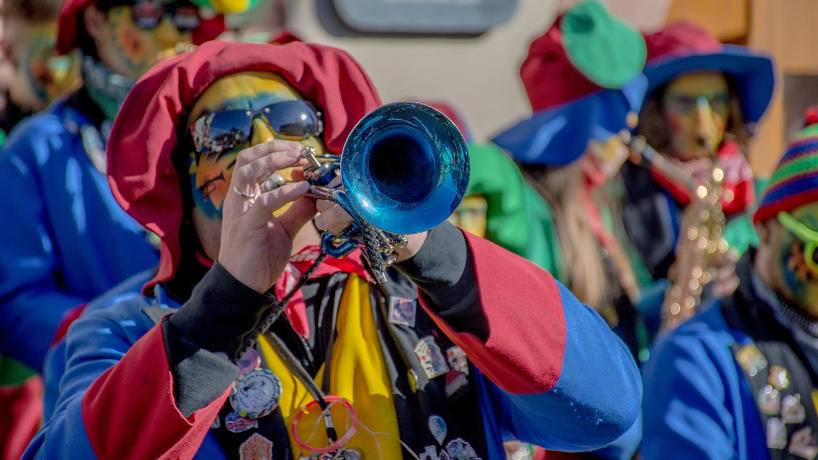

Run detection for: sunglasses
[[777, 211, 818, 274], [131, 1, 201, 32], [189, 100, 324, 156], [663, 92, 730, 116]]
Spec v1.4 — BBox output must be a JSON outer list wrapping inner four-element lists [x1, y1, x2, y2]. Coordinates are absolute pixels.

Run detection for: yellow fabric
[[258, 274, 402, 458]]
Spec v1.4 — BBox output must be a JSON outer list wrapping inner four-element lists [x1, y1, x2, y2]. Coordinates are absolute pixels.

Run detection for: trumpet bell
[[341, 102, 470, 235]]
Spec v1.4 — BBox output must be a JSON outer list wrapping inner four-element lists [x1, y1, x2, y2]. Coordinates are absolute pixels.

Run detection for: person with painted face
[[0, 0, 223, 376], [0, 0, 80, 144], [642, 108, 818, 459], [619, 22, 775, 333], [27, 40, 641, 459]]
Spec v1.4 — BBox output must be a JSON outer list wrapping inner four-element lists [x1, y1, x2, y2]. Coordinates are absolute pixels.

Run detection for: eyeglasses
[[131, 1, 201, 32], [777, 211, 818, 274], [663, 92, 730, 117], [189, 100, 324, 156]]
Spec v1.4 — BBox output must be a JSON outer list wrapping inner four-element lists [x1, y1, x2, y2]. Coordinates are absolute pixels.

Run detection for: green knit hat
[[754, 107, 818, 222]]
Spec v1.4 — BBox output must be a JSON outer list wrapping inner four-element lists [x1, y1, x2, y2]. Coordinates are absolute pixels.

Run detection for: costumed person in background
[[449, 2, 648, 459], [0, 1, 81, 458], [643, 108, 818, 460], [0, 0, 79, 144], [477, 0, 649, 370], [28, 40, 641, 459], [0, 0, 225, 419], [620, 22, 775, 334]]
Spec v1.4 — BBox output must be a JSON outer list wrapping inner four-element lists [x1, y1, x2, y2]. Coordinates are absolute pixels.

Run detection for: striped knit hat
[[753, 107, 818, 222]]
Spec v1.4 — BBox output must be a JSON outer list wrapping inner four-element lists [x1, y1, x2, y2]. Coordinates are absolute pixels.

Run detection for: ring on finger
[[233, 185, 258, 200], [261, 172, 286, 193]]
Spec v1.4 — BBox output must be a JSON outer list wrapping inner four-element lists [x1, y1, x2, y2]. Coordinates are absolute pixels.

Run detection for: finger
[[277, 197, 317, 240], [314, 204, 354, 235], [315, 199, 335, 213], [233, 148, 303, 193], [234, 139, 302, 169], [254, 181, 311, 217]]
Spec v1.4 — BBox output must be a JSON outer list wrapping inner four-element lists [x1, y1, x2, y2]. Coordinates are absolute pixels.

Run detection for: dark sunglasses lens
[[171, 7, 201, 31], [265, 101, 320, 138], [132, 2, 163, 29], [194, 110, 252, 154]]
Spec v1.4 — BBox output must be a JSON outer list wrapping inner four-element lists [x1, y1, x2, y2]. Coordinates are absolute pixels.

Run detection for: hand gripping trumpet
[[301, 102, 470, 284]]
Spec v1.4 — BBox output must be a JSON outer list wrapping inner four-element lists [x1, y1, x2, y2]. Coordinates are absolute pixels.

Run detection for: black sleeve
[[395, 222, 488, 340], [163, 263, 278, 417]]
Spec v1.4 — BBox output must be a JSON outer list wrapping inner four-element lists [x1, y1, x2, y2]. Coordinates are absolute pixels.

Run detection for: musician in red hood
[[27, 41, 640, 459]]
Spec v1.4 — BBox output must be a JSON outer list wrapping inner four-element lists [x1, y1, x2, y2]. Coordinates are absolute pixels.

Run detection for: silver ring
[[261, 173, 286, 193], [232, 185, 258, 200]]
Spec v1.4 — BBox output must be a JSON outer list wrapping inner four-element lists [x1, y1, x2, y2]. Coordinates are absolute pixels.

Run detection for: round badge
[[237, 347, 261, 375], [230, 368, 282, 419]]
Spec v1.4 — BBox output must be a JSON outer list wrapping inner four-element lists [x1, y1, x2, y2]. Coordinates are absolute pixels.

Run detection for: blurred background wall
[[276, 0, 817, 176]]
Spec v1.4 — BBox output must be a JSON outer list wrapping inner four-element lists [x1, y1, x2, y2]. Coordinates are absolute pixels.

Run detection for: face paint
[[587, 134, 629, 179], [449, 195, 488, 237], [771, 202, 818, 315], [97, 3, 193, 78], [186, 72, 326, 255], [5, 20, 80, 109], [662, 71, 730, 161]]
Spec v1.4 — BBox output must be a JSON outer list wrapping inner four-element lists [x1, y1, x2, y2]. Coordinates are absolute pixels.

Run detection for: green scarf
[[81, 56, 135, 121]]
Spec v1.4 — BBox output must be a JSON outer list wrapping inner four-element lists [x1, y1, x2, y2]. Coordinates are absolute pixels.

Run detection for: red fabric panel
[[106, 40, 381, 295], [520, 18, 601, 112], [645, 22, 723, 64], [0, 376, 43, 460], [51, 304, 88, 346], [82, 322, 228, 460], [418, 232, 567, 395]]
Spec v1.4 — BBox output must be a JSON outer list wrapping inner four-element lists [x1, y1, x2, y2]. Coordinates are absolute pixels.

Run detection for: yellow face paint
[[773, 202, 818, 315], [662, 71, 730, 161], [587, 134, 629, 179], [186, 72, 325, 219], [450, 195, 488, 237], [5, 19, 80, 109]]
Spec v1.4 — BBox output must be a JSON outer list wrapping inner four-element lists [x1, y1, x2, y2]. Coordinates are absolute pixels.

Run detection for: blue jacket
[[642, 255, 773, 459], [27, 230, 641, 459], [0, 95, 158, 371]]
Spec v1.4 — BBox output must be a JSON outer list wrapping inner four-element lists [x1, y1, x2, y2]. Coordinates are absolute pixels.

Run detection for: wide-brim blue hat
[[644, 22, 775, 124], [492, 74, 647, 166]]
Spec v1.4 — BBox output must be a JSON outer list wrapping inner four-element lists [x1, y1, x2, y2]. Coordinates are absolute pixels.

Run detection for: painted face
[[769, 202, 818, 315], [95, 2, 196, 79], [587, 134, 629, 179], [4, 19, 80, 109], [450, 195, 488, 237], [185, 71, 325, 257], [662, 71, 730, 161]]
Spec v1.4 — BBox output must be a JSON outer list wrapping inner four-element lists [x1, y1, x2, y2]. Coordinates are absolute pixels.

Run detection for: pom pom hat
[[753, 108, 818, 223], [492, 0, 647, 166], [106, 40, 381, 290]]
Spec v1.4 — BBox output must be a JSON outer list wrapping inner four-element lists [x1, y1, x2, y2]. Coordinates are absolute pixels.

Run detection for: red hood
[[107, 40, 382, 291]]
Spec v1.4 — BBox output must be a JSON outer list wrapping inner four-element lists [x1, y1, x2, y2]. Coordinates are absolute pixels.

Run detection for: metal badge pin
[[767, 417, 787, 449], [769, 365, 791, 391], [237, 347, 262, 375], [230, 368, 282, 420], [789, 426, 818, 459], [759, 384, 782, 416], [783, 394, 807, 425]]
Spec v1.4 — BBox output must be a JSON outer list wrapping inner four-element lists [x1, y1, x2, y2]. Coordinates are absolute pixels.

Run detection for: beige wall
[[284, 0, 670, 143]]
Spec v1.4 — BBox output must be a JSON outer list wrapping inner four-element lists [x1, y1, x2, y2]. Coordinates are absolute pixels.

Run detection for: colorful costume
[[620, 22, 775, 286], [28, 40, 641, 459], [643, 117, 818, 459]]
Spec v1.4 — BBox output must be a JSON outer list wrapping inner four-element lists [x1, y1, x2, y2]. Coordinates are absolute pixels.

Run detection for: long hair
[[523, 162, 611, 311], [638, 78, 751, 157]]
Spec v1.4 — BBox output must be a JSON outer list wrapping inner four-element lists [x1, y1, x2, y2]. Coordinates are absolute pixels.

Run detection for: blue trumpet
[[305, 102, 470, 283]]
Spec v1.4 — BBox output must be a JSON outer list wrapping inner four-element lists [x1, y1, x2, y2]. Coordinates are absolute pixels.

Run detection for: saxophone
[[621, 132, 729, 333]]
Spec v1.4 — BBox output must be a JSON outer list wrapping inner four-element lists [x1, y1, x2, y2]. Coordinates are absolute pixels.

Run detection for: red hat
[[643, 22, 774, 124], [106, 40, 382, 290], [56, 0, 226, 55]]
